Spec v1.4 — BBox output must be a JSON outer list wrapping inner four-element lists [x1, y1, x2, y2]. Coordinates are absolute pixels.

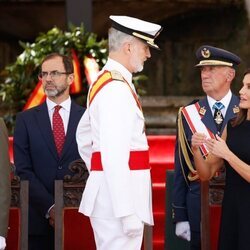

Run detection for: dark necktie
[[53, 105, 65, 156], [213, 101, 225, 132]]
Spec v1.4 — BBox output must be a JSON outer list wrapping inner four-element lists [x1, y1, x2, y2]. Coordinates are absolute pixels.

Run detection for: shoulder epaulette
[[88, 70, 142, 111], [110, 70, 124, 82], [88, 70, 125, 106]]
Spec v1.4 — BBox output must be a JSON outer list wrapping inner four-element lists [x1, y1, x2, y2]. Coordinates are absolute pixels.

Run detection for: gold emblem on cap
[[201, 48, 211, 58], [233, 105, 240, 114], [199, 106, 206, 115]]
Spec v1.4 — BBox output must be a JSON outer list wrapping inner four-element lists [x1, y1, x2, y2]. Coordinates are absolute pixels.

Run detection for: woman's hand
[[191, 132, 207, 151], [206, 134, 230, 159]]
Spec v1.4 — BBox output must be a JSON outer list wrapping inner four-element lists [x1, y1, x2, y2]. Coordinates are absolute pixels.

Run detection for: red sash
[[182, 102, 215, 156], [91, 151, 150, 171]]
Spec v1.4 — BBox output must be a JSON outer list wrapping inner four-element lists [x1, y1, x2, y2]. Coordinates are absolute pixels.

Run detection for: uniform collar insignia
[[233, 105, 240, 114], [199, 106, 206, 115]]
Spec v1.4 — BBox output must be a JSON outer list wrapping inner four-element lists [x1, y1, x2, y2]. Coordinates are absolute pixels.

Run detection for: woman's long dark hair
[[231, 68, 250, 127]]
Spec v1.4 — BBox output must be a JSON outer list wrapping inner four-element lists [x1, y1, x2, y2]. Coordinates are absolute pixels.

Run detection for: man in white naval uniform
[[76, 15, 162, 250]]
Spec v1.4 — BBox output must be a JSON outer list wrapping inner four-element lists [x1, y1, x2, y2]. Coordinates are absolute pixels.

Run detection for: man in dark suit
[[0, 118, 11, 250], [172, 45, 241, 250], [14, 53, 85, 250]]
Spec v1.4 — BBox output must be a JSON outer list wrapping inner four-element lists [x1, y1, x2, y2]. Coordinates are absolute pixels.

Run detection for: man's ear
[[67, 73, 74, 85], [123, 42, 131, 55], [227, 68, 235, 82]]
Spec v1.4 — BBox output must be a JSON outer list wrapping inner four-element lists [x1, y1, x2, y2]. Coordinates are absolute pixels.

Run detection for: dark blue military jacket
[[172, 94, 239, 232]]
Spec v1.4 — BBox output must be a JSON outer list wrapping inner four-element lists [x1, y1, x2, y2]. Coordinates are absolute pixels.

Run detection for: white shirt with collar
[[46, 97, 71, 134], [76, 58, 153, 225], [207, 90, 232, 117]]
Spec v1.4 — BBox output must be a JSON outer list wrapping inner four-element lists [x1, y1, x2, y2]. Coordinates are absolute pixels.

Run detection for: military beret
[[195, 45, 241, 68], [109, 15, 163, 50]]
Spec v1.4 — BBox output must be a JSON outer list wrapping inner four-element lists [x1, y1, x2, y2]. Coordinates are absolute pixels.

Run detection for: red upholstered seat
[[148, 135, 175, 249], [64, 209, 95, 250], [6, 209, 20, 250]]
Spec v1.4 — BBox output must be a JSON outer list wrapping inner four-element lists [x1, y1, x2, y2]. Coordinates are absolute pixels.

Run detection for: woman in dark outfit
[[191, 68, 250, 250]]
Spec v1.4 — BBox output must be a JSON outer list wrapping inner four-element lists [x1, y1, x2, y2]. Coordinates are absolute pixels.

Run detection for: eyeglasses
[[38, 71, 70, 80]]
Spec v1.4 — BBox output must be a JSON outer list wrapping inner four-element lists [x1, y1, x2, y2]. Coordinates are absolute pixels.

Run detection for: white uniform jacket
[[76, 58, 153, 225]]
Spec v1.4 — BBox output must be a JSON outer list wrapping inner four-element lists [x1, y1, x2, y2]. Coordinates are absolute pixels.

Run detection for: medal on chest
[[214, 110, 223, 125]]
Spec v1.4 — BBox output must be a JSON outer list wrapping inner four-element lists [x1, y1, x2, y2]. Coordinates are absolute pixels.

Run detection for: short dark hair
[[40, 53, 74, 74]]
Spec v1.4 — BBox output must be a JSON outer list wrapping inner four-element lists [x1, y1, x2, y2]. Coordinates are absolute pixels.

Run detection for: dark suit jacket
[[0, 118, 11, 237], [172, 94, 239, 232], [14, 101, 85, 235]]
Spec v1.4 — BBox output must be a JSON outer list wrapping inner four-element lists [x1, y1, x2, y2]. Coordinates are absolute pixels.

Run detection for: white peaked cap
[[109, 15, 163, 50]]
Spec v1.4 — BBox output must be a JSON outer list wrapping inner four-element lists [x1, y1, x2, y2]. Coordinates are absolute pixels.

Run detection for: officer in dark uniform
[[172, 45, 241, 250]]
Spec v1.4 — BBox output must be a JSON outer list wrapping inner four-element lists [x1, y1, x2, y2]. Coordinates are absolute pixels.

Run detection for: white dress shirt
[[46, 97, 71, 134], [207, 90, 232, 117]]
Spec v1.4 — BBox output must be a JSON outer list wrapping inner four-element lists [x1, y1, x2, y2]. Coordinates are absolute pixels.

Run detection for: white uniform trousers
[[90, 217, 144, 250]]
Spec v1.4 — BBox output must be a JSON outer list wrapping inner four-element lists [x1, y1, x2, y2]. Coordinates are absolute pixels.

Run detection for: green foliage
[[0, 25, 108, 132], [133, 74, 148, 96]]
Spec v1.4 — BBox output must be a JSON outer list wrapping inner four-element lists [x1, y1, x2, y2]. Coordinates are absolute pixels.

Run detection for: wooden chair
[[201, 168, 225, 250], [143, 225, 153, 250], [54, 159, 89, 250], [10, 171, 29, 250], [164, 166, 225, 250], [54, 159, 153, 250]]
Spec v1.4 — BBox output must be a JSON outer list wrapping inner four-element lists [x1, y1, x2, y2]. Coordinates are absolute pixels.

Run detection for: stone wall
[[141, 95, 202, 135], [143, 4, 250, 97]]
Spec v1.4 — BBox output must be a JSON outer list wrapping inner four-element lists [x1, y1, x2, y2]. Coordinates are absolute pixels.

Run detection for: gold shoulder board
[[110, 70, 124, 82]]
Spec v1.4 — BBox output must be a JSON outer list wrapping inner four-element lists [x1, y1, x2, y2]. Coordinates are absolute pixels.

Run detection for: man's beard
[[44, 83, 68, 98], [130, 56, 144, 73], [134, 63, 143, 73]]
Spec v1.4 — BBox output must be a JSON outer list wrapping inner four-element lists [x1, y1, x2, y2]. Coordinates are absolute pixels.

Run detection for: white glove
[[175, 221, 191, 241], [0, 236, 6, 250], [121, 214, 143, 237]]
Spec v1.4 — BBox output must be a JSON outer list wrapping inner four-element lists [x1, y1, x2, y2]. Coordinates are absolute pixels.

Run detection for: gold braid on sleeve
[[177, 107, 199, 182]]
